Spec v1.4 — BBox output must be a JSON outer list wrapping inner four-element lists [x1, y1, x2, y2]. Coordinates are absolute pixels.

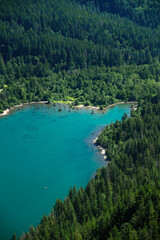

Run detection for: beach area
[[93, 137, 107, 161], [0, 100, 137, 117], [76, 101, 137, 111], [91, 101, 138, 161]]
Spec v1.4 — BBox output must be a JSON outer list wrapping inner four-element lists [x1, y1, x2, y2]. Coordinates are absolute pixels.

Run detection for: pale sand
[[0, 109, 10, 116], [98, 146, 107, 160], [0, 101, 48, 117], [75, 105, 99, 110], [75, 104, 84, 108], [87, 106, 99, 110], [0, 100, 138, 117], [93, 137, 107, 161], [76, 101, 137, 111], [104, 101, 137, 111], [92, 101, 138, 161], [101, 149, 106, 155], [93, 137, 98, 144]]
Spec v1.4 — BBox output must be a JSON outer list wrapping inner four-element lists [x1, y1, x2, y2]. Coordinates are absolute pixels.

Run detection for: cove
[[0, 103, 131, 239]]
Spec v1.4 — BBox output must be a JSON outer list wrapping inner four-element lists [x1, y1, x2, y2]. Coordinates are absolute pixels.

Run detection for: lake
[[0, 103, 131, 239]]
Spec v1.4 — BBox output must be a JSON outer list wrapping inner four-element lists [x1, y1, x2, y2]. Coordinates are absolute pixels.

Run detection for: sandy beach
[[75, 101, 137, 111], [0, 100, 137, 119], [104, 101, 137, 110], [93, 137, 107, 161], [0, 109, 10, 116], [75, 104, 100, 110]]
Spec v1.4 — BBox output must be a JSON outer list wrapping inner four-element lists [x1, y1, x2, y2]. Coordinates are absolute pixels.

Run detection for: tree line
[[0, 62, 160, 112], [0, 0, 160, 239]]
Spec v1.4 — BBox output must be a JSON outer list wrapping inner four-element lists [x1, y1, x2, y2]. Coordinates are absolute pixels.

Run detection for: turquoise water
[[0, 103, 131, 239]]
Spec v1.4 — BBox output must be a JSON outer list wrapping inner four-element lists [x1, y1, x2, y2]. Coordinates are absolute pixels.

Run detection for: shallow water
[[0, 103, 131, 239]]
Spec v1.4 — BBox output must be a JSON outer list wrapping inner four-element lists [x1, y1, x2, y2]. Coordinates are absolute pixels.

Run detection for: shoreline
[[76, 101, 137, 111], [0, 99, 137, 163], [0, 101, 48, 117], [104, 101, 137, 111], [93, 137, 107, 161], [92, 101, 138, 161], [0, 100, 137, 118]]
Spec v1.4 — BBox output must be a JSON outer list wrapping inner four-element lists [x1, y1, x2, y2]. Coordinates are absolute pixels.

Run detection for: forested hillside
[[1, 0, 160, 239], [0, 0, 160, 111], [76, 0, 160, 28]]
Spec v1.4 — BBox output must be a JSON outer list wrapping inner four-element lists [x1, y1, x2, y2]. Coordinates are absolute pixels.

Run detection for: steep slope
[[0, 1, 160, 239], [0, 0, 160, 111], [75, 0, 160, 28]]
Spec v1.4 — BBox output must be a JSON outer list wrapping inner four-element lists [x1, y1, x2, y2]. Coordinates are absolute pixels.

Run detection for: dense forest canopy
[[75, 0, 160, 28], [0, 0, 160, 239], [0, 0, 160, 111], [0, 0, 160, 70]]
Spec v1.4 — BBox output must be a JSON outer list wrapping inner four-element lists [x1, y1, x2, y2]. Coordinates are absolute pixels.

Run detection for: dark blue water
[[0, 103, 131, 239]]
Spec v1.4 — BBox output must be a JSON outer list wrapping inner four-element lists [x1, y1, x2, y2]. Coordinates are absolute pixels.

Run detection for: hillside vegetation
[[0, 0, 160, 239], [0, 0, 160, 110]]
